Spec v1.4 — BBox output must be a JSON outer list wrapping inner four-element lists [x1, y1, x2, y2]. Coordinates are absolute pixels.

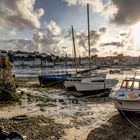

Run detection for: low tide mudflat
[[0, 73, 140, 140]]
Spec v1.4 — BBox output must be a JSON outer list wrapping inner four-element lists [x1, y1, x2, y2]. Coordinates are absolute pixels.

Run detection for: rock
[[72, 99, 79, 104], [46, 103, 57, 107], [59, 99, 64, 102], [133, 135, 137, 138], [40, 108, 46, 112], [21, 91, 25, 95], [61, 102, 67, 105]]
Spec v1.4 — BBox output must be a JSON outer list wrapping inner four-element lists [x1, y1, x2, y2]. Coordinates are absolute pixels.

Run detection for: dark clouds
[[101, 32, 134, 48], [101, 41, 122, 47], [111, 0, 140, 25]]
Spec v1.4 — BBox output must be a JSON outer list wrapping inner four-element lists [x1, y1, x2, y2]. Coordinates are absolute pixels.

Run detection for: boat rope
[[81, 90, 110, 98], [120, 110, 140, 131], [111, 94, 140, 131]]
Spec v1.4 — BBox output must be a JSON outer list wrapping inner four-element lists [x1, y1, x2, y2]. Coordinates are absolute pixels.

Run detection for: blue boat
[[38, 73, 71, 85]]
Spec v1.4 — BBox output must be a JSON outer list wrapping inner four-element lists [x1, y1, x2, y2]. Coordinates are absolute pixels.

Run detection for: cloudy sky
[[0, 0, 140, 57]]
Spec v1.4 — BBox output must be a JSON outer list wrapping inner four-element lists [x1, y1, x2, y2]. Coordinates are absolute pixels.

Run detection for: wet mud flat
[[0, 77, 140, 140]]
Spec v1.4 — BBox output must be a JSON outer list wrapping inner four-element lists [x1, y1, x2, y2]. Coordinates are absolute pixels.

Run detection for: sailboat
[[64, 4, 107, 90], [74, 4, 118, 95]]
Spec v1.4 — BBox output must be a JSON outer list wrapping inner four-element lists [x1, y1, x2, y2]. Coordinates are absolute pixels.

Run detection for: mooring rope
[[121, 110, 140, 131]]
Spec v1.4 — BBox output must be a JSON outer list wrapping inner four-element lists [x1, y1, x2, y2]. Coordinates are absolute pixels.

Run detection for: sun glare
[[132, 22, 140, 47]]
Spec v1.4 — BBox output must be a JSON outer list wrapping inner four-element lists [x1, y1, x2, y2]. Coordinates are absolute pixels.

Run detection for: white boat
[[74, 77, 118, 94], [64, 73, 106, 90], [113, 78, 140, 115]]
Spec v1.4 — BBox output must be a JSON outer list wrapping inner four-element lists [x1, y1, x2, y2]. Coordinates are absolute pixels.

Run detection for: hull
[[69, 89, 110, 97], [38, 73, 71, 85], [75, 79, 118, 92], [64, 81, 76, 89], [76, 89, 110, 97], [64, 79, 81, 89], [114, 100, 140, 112], [64, 73, 107, 90]]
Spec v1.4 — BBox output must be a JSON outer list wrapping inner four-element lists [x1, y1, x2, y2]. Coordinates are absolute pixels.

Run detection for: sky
[[0, 0, 140, 57]]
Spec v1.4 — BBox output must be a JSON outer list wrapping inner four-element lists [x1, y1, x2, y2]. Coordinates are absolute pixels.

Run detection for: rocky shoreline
[[0, 77, 140, 140]]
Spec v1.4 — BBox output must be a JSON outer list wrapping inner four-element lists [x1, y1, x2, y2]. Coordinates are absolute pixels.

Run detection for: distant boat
[[38, 73, 71, 85], [74, 77, 118, 95], [112, 77, 140, 116], [109, 69, 121, 74]]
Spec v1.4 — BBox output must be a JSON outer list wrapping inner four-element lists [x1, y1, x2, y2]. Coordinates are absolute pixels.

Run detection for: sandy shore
[[0, 74, 140, 140]]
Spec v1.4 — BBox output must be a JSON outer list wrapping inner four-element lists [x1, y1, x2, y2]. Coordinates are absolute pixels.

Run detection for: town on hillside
[[0, 50, 140, 68]]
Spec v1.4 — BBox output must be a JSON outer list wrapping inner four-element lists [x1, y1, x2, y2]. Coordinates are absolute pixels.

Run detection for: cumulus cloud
[[75, 27, 107, 50], [102, 1, 117, 19], [111, 0, 140, 25], [101, 32, 133, 48], [0, 0, 45, 30], [32, 21, 62, 53], [0, 21, 63, 54], [64, 0, 140, 26], [0, 39, 33, 51], [63, 0, 104, 13], [100, 32, 135, 56]]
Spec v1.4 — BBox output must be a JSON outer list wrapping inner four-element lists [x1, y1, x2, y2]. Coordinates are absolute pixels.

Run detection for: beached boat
[[64, 73, 106, 90], [74, 77, 118, 95], [38, 73, 71, 85], [64, 5, 107, 91], [109, 69, 121, 74], [67, 4, 118, 95], [113, 77, 140, 115]]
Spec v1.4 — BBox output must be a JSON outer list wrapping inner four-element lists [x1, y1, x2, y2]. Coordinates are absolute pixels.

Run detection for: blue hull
[[38, 73, 71, 85]]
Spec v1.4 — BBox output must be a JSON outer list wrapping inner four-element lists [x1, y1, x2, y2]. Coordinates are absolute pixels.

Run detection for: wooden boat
[[113, 77, 140, 115]]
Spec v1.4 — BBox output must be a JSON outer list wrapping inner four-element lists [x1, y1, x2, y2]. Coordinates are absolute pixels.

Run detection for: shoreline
[[0, 74, 140, 139]]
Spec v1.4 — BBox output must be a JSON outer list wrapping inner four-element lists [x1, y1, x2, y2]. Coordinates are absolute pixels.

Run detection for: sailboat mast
[[87, 4, 91, 76], [71, 25, 78, 75]]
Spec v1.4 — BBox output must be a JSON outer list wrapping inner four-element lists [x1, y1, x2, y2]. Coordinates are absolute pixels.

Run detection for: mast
[[87, 4, 91, 76], [71, 25, 78, 75]]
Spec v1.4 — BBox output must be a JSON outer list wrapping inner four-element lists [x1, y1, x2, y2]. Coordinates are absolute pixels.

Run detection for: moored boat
[[74, 77, 118, 95], [38, 73, 71, 85], [64, 73, 106, 90], [112, 77, 140, 115]]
